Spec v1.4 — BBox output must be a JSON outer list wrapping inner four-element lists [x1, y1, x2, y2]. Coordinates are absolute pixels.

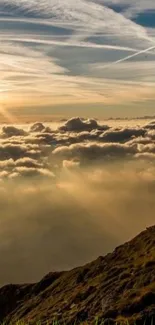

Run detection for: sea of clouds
[[0, 117, 155, 285]]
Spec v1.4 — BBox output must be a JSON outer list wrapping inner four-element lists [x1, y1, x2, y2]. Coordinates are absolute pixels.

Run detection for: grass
[[1, 228, 155, 325], [2, 317, 155, 325]]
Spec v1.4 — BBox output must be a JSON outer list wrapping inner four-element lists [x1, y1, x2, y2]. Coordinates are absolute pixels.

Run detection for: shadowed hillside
[[1, 226, 155, 324]]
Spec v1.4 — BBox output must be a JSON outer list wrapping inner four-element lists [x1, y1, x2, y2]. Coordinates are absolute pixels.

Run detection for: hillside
[[1, 226, 155, 324]]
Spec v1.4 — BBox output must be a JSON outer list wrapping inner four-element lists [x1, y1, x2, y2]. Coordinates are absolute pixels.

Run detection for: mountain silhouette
[[1, 226, 155, 324]]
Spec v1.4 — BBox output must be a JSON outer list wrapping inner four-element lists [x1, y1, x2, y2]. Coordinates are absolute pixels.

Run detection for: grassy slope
[[1, 226, 155, 324]]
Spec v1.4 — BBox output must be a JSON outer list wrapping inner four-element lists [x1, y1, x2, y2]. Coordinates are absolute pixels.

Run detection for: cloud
[[63, 159, 80, 169], [12, 166, 55, 179], [135, 152, 155, 160], [30, 122, 47, 133], [59, 117, 109, 132], [0, 143, 31, 160], [52, 142, 138, 164], [89, 61, 155, 83], [144, 120, 155, 130], [97, 0, 155, 17], [2, 126, 28, 138], [98, 45, 155, 70], [1, 0, 150, 40], [15, 157, 43, 168], [99, 127, 146, 143]]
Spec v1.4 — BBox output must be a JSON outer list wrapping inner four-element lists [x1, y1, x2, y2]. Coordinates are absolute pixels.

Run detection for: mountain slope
[[1, 226, 155, 324]]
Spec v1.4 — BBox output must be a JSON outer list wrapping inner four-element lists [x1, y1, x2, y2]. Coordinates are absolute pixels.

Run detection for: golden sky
[[0, 0, 155, 120]]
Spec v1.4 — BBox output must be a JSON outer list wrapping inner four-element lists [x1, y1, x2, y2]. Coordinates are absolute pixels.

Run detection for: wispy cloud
[[0, 0, 155, 115]]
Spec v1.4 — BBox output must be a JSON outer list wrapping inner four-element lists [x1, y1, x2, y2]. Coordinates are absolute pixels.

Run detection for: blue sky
[[0, 0, 155, 119]]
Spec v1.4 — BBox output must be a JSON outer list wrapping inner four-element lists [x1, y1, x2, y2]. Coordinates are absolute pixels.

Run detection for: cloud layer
[[0, 118, 154, 179], [0, 118, 155, 286]]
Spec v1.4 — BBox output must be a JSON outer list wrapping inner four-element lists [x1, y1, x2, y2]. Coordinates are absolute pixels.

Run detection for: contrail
[[102, 45, 155, 69]]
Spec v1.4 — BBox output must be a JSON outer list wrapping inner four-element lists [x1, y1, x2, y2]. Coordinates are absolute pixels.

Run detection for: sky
[[0, 0, 155, 120]]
